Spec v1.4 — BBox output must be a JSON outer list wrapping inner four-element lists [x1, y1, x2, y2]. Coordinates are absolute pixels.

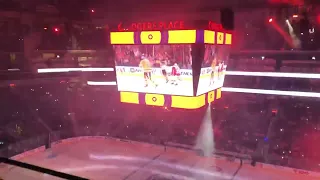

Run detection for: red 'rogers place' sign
[[117, 20, 224, 31], [118, 21, 185, 31]]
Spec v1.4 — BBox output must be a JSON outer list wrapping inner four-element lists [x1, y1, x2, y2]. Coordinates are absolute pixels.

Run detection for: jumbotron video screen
[[196, 45, 229, 96], [114, 45, 193, 96]]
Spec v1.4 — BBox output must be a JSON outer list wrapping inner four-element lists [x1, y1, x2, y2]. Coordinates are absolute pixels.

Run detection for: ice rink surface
[[0, 138, 317, 180]]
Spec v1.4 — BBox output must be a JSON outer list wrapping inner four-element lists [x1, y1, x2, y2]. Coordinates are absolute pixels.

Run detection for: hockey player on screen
[[218, 62, 223, 80], [139, 55, 157, 87], [209, 58, 217, 86], [160, 60, 169, 83], [171, 63, 181, 85]]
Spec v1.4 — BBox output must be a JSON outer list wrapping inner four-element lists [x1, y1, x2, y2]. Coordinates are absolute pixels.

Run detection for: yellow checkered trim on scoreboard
[[119, 88, 223, 109], [110, 30, 232, 45]]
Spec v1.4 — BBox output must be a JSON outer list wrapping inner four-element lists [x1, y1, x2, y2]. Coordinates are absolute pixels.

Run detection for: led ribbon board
[[111, 20, 232, 109], [110, 30, 232, 45], [110, 20, 232, 45], [120, 88, 222, 109]]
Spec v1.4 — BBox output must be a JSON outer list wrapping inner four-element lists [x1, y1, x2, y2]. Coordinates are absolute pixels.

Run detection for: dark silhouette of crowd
[[221, 57, 320, 171], [213, 92, 320, 171], [0, 69, 318, 173]]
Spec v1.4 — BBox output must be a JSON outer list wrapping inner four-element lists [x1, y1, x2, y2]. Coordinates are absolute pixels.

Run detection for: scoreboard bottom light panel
[[120, 88, 222, 109]]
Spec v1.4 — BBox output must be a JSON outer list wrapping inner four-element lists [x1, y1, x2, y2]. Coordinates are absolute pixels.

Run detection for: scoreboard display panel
[[114, 44, 193, 96], [110, 20, 232, 109], [196, 44, 230, 96]]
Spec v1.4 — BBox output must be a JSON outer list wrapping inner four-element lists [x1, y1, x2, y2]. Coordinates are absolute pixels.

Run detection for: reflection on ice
[[88, 154, 232, 179]]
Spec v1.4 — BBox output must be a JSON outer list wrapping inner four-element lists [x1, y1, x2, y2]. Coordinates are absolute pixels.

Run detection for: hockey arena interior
[[1, 1, 320, 180]]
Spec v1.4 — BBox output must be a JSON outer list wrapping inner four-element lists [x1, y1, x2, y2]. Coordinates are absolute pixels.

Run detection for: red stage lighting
[[91, 9, 95, 13], [268, 18, 273, 23], [54, 28, 59, 32]]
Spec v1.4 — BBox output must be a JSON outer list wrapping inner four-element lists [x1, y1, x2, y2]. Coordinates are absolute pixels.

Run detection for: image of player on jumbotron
[[160, 60, 169, 83], [171, 63, 181, 85], [113, 44, 194, 96], [196, 44, 229, 96], [209, 57, 217, 86], [218, 61, 224, 80], [139, 55, 157, 88]]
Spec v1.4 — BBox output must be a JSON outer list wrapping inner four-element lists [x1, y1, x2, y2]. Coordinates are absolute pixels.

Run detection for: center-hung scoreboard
[[109, 20, 232, 109]]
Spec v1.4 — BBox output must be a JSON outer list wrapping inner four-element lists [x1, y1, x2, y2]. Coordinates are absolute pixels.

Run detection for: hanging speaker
[[220, 8, 234, 30]]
